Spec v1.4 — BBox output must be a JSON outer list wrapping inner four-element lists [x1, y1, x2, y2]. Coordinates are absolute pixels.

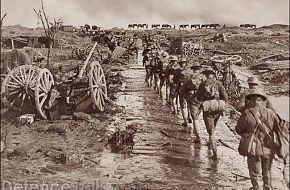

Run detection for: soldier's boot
[[190, 122, 201, 143], [150, 77, 153, 87], [209, 135, 218, 159], [171, 97, 177, 114]]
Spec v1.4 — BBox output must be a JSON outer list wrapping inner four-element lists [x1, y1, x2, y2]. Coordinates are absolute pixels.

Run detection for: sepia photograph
[[1, 0, 289, 189]]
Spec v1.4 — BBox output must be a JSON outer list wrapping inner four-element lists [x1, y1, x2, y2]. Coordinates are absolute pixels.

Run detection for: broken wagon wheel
[[88, 61, 107, 112], [182, 43, 191, 56], [1, 65, 39, 109], [35, 68, 54, 119], [210, 55, 242, 63]]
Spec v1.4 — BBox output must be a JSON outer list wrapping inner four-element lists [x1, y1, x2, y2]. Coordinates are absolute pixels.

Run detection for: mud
[[1, 50, 289, 190]]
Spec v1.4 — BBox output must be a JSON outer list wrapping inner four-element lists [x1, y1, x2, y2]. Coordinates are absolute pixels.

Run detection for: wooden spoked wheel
[[88, 61, 107, 112], [210, 55, 242, 63], [182, 43, 192, 56], [35, 68, 54, 119], [1, 65, 39, 110], [1, 65, 37, 108]]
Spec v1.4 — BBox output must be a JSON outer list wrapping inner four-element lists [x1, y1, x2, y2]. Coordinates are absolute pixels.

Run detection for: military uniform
[[143, 50, 152, 82], [236, 89, 280, 190], [196, 68, 228, 157], [180, 72, 204, 120], [197, 78, 228, 134], [164, 58, 178, 101], [155, 56, 167, 93]]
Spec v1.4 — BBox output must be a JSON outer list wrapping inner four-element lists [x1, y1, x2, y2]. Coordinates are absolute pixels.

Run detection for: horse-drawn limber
[[1, 42, 108, 119]]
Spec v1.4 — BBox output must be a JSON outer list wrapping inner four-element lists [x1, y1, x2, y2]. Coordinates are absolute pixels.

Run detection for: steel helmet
[[190, 63, 202, 70], [168, 55, 178, 61], [202, 67, 215, 75], [245, 88, 266, 101], [247, 76, 260, 85], [179, 57, 187, 62]]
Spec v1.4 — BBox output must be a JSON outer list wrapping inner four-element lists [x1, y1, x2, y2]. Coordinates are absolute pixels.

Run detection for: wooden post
[[11, 39, 14, 49], [77, 42, 98, 78]]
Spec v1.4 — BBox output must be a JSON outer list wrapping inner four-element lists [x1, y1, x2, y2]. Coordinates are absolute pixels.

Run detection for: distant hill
[[1, 25, 45, 38], [260, 24, 289, 30]]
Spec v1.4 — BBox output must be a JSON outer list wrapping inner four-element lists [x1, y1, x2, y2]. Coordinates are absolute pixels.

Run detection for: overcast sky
[[1, 0, 289, 28]]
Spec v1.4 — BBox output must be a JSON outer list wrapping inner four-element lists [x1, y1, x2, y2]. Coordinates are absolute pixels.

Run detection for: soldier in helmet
[[147, 50, 158, 87], [196, 67, 228, 158], [237, 76, 275, 112], [164, 55, 178, 111], [143, 47, 152, 83], [179, 63, 205, 141], [151, 51, 162, 92], [169, 57, 188, 114], [236, 88, 280, 190], [156, 51, 169, 95]]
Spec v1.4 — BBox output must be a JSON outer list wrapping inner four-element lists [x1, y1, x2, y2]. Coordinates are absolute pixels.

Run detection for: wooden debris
[[251, 60, 290, 71], [84, 157, 100, 165], [260, 53, 289, 61], [132, 150, 157, 154], [213, 50, 249, 55], [160, 129, 172, 138], [161, 141, 172, 147], [133, 145, 157, 151], [218, 139, 236, 151], [39, 167, 57, 175], [231, 172, 251, 180]]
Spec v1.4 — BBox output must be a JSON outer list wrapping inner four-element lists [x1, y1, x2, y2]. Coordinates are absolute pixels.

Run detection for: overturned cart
[[1, 42, 108, 119]]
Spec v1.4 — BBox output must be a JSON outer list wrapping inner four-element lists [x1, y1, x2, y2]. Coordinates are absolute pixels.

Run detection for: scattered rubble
[[108, 124, 137, 153]]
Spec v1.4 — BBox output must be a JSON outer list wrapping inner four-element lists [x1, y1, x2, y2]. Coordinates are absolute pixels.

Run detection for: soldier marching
[[141, 38, 288, 190]]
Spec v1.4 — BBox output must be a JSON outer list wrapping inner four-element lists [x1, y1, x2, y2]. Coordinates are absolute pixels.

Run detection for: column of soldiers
[[142, 44, 284, 189], [143, 46, 229, 159]]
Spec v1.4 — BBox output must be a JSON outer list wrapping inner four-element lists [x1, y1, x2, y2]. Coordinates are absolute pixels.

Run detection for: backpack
[[276, 114, 289, 160], [189, 74, 202, 90], [204, 80, 219, 99]]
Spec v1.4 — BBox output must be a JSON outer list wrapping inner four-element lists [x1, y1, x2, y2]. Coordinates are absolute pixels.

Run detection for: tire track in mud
[[96, 51, 288, 190]]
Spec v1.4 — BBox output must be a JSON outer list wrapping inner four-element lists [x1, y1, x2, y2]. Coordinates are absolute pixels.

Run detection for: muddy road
[[95, 51, 288, 189], [1, 51, 288, 190]]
